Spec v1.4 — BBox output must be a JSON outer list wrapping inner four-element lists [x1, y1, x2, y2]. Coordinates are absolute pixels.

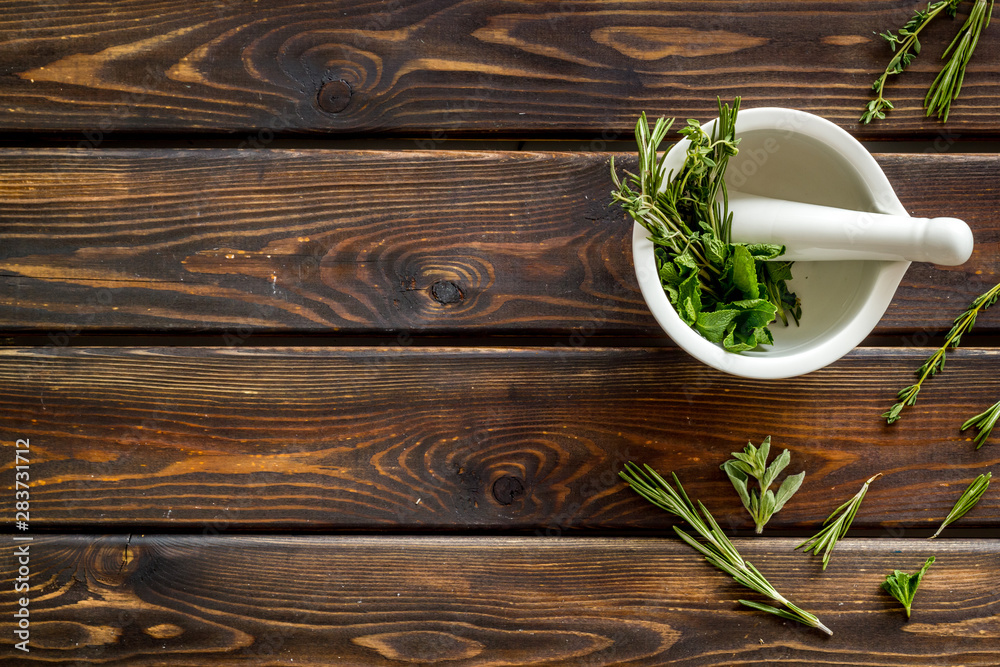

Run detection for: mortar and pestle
[[632, 108, 974, 379]]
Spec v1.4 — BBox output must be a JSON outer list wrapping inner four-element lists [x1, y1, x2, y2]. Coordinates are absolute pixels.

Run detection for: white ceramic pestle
[[727, 191, 974, 265]]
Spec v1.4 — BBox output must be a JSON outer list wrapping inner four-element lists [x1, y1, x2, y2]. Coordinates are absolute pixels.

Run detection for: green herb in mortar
[[611, 97, 800, 354]]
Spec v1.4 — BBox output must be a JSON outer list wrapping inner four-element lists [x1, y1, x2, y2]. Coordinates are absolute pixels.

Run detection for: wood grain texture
[[1, 1, 999, 138], [1, 535, 997, 665], [1, 150, 997, 337], [3, 345, 997, 532]]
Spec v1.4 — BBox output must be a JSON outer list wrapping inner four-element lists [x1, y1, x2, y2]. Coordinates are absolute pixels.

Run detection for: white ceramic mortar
[[632, 107, 972, 379]]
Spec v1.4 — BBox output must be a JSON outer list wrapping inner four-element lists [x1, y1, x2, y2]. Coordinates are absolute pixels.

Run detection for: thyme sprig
[[961, 400, 1000, 448], [882, 556, 935, 618], [796, 473, 882, 570], [930, 472, 991, 538], [884, 282, 1000, 424], [721, 436, 805, 534], [620, 462, 832, 635]]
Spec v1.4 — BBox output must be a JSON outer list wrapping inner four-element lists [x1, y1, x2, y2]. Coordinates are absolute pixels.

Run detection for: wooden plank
[[3, 346, 997, 532], [1, 1, 999, 138], [1, 150, 997, 337], [1, 535, 997, 664]]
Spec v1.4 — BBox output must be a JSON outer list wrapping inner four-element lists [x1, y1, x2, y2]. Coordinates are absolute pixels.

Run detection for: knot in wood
[[431, 280, 463, 304], [492, 475, 525, 506], [317, 80, 352, 113]]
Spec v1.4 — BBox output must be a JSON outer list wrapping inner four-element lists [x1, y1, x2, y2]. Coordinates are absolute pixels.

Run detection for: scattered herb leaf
[[960, 400, 1000, 449], [930, 472, 991, 538], [882, 556, 935, 618], [610, 97, 800, 353], [884, 282, 1000, 424], [721, 436, 805, 534], [796, 473, 882, 570], [620, 462, 831, 635]]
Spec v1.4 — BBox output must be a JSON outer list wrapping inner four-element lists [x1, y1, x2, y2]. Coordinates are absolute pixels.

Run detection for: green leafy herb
[[882, 556, 935, 618], [930, 472, 991, 538], [796, 473, 882, 570], [620, 462, 831, 635], [610, 97, 800, 354], [925, 0, 994, 122], [961, 400, 1000, 449], [862, 0, 994, 123], [884, 282, 1000, 424], [721, 436, 805, 534]]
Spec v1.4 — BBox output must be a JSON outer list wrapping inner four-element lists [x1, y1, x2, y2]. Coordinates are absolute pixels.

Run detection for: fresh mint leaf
[[765, 260, 794, 282], [705, 235, 729, 266], [678, 272, 702, 325], [746, 243, 785, 260], [731, 244, 760, 300], [696, 309, 740, 343], [882, 556, 935, 618]]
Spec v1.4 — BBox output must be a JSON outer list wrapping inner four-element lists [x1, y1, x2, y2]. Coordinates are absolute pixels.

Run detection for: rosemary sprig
[[863, 0, 995, 123], [961, 400, 1000, 449], [884, 282, 1000, 424], [930, 472, 991, 538], [882, 556, 935, 618], [863, 0, 962, 124], [925, 0, 994, 122], [796, 473, 882, 570], [721, 436, 805, 534], [620, 462, 832, 635]]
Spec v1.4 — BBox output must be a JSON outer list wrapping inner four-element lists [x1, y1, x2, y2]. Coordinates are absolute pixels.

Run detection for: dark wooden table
[[2, 2, 999, 664]]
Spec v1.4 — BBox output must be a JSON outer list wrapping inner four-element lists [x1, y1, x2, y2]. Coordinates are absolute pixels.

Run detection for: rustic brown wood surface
[[2, 2, 999, 664], [2, 345, 997, 533], [2, 1, 1000, 138], [1, 150, 997, 337], [1, 535, 997, 665]]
